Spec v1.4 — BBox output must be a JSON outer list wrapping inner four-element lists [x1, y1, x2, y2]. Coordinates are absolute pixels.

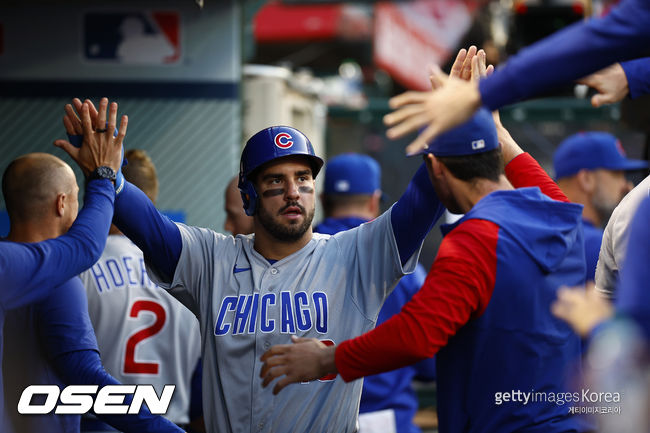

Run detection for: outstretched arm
[[390, 163, 444, 267], [384, 0, 650, 154], [388, 48, 489, 262], [59, 97, 182, 283], [113, 181, 182, 283], [480, 0, 650, 110], [474, 52, 569, 203], [260, 219, 498, 393]]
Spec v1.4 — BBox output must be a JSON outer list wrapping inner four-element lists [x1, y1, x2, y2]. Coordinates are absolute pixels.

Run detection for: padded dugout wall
[[0, 0, 241, 233]]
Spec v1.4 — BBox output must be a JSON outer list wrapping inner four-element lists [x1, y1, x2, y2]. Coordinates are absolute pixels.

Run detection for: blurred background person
[[223, 175, 254, 236], [553, 132, 647, 281]]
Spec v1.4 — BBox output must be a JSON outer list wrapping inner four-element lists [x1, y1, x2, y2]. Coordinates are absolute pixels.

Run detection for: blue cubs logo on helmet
[[274, 132, 294, 149]]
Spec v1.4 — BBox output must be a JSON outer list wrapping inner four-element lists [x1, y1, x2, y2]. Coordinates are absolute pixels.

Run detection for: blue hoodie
[[437, 187, 592, 433]]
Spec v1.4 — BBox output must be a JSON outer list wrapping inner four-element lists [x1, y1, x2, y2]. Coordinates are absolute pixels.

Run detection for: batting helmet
[[238, 126, 324, 216]]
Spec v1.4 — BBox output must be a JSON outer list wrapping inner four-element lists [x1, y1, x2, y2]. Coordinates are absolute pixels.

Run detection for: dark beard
[[257, 201, 314, 243]]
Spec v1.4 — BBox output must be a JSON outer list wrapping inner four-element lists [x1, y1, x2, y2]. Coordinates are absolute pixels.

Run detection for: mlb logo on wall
[[84, 11, 181, 64]]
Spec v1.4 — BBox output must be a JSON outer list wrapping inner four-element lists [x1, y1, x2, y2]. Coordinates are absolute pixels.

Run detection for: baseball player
[[58, 97, 447, 432], [382, 0, 650, 154], [553, 132, 647, 282], [0, 99, 123, 430], [2, 152, 183, 433], [314, 153, 435, 433], [80, 149, 202, 432], [224, 175, 254, 236], [261, 107, 592, 433]]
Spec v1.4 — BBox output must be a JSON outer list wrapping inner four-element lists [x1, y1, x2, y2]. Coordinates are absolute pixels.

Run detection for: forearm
[[480, 0, 650, 110], [390, 163, 445, 266], [621, 57, 650, 99], [113, 181, 182, 282], [505, 153, 569, 202], [337, 221, 498, 381], [53, 350, 183, 433]]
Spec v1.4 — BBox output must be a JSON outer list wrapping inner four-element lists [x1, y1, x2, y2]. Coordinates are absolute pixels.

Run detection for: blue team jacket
[[315, 217, 435, 433], [436, 188, 592, 433]]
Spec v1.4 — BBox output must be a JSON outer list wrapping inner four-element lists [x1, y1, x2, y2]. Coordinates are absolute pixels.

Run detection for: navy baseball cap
[[553, 132, 648, 179], [324, 153, 381, 195], [417, 108, 498, 157]]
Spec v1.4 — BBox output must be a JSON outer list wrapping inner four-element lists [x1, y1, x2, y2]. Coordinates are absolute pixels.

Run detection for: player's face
[[591, 169, 627, 225], [254, 156, 316, 242]]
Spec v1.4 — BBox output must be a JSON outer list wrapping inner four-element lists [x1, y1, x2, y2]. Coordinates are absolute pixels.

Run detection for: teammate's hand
[[62, 98, 100, 137], [54, 97, 127, 177], [577, 63, 629, 108], [260, 336, 337, 395], [468, 49, 524, 165], [384, 50, 483, 156], [551, 282, 614, 337]]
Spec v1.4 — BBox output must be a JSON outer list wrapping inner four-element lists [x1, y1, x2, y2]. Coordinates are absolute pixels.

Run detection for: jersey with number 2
[[80, 235, 201, 425]]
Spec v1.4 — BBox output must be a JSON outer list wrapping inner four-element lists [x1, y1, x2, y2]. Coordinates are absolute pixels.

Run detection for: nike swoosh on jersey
[[233, 266, 252, 274]]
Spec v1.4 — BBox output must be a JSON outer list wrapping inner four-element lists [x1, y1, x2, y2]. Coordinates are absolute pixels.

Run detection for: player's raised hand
[[384, 50, 483, 156], [62, 98, 100, 137], [55, 97, 127, 178], [469, 49, 523, 164], [577, 63, 629, 108], [260, 336, 337, 395]]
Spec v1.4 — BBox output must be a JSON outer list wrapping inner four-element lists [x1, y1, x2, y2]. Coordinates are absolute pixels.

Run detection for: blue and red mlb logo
[[84, 11, 180, 64]]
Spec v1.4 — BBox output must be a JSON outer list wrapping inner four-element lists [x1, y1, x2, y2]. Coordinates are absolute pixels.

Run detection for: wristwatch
[[89, 166, 117, 182]]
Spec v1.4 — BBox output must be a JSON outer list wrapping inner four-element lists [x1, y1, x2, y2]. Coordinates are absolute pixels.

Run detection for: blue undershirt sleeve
[[479, 0, 650, 110], [0, 179, 114, 310], [112, 181, 182, 283], [52, 350, 183, 433], [620, 57, 650, 99], [390, 163, 445, 267]]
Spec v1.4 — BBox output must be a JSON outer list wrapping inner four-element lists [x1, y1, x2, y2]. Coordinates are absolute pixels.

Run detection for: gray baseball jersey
[[595, 174, 650, 298], [80, 235, 201, 425], [146, 208, 419, 433]]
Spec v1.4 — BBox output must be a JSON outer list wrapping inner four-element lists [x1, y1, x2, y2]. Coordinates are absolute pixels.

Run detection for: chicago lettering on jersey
[[89, 256, 158, 293], [214, 291, 328, 336]]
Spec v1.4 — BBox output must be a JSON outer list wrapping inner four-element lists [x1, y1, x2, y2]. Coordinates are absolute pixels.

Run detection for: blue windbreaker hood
[[443, 187, 584, 273]]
